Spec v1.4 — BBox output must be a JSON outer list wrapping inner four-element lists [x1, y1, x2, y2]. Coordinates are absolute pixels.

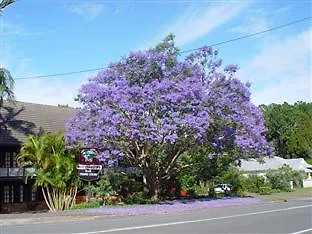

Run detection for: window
[[31, 185, 37, 202], [3, 185, 14, 203], [12, 152, 17, 167], [4, 151, 18, 168], [4, 185, 9, 203], [20, 185, 24, 202], [10, 185, 14, 203], [5, 152, 11, 168]]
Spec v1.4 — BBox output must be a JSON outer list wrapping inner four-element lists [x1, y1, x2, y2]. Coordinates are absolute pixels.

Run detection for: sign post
[[77, 164, 102, 181], [77, 149, 102, 203], [87, 181, 91, 203]]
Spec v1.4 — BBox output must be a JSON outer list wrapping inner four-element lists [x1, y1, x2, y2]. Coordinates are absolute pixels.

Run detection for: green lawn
[[245, 187, 312, 202]]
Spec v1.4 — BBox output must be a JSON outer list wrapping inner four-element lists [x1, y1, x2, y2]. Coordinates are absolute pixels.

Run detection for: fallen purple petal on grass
[[80, 198, 261, 215]]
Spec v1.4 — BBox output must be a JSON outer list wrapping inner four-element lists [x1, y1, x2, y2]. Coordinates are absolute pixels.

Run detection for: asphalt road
[[1, 199, 312, 234]]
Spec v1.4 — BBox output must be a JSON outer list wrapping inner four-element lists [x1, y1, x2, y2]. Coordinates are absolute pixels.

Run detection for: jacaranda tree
[[66, 36, 270, 199]]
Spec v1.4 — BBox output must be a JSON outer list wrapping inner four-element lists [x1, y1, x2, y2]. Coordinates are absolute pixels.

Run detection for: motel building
[[0, 101, 74, 213]]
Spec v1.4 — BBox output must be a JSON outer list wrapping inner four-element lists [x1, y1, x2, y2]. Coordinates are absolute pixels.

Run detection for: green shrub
[[124, 191, 157, 205], [90, 172, 115, 198], [258, 186, 273, 195], [244, 174, 270, 193], [89, 171, 142, 204], [118, 174, 145, 199], [180, 174, 196, 191], [70, 201, 100, 210], [292, 170, 306, 187], [306, 158, 312, 165], [243, 165, 304, 194], [194, 182, 210, 196], [266, 165, 302, 192], [101, 195, 122, 205], [216, 168, 246, 195]]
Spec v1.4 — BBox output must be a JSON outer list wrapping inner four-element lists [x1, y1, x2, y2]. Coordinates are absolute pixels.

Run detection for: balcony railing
[[0, 166, 141, 178], [0, 168, 35, 177]]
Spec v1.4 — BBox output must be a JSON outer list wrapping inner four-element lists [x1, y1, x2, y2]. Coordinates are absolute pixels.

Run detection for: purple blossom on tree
[[66, 35, 270, 199]]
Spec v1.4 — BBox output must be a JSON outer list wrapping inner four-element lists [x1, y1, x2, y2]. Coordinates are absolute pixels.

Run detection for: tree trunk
[[138, 149, 184, 201], [41, 186, 77, 212], [143, 166, 160, 201], [150, 176, 160, 201]]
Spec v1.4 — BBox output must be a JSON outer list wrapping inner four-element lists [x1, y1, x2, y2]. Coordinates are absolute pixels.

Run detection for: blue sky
[[1, 0, 311, 107]]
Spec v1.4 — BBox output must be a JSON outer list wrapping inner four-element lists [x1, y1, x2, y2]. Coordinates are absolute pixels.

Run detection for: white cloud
[[237, 29, 312, 105], [10, 58, 92, 107], [249, 30, 311, 76], [230, 8, 269, 34], [2, 19, 56, 37], [1, 19, 95, 107], [252, 73, 311, 105], [274, 5, 292, 14], [142, 2, 249, 49], [14, 74, 90, 108], [67, 2, 104, 20], [230, 15, 269, 34]]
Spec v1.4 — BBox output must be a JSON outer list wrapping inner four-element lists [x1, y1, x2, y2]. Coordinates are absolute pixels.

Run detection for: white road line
[[291, 228, 312, 234], [72, 204, 312, 234]]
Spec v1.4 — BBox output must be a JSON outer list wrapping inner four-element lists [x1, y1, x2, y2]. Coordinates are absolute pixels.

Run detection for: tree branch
[[164, 149, 183, 174]]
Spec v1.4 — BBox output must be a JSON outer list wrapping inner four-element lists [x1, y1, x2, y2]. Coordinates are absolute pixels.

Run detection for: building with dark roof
[[0, 101, 75, 213]]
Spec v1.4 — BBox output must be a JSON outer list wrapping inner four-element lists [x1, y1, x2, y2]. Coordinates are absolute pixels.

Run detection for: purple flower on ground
[[78, 198, 261, 215]]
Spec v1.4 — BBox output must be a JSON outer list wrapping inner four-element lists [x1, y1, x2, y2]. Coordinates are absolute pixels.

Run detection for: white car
[[214, 184, 232, 193]]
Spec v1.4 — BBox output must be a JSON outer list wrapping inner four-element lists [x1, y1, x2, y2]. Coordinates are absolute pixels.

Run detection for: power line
[[181, 16, 312, 54], [16, 67, 106, 80], [15, 16, 312, 80]]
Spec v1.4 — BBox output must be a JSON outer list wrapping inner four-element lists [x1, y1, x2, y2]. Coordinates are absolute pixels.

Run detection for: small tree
[[17, 133, 80, 211]]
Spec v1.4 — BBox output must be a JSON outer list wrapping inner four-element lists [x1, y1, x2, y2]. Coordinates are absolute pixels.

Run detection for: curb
[[1, 215, 101, 226]]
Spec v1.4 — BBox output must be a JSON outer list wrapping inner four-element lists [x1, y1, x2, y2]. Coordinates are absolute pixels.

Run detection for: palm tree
[[0, 0, 16, 107], [17, 133, 80, 211], [0, 68, 15, 132], [0, 0, 15, 12], [0, 68, 15, 108]]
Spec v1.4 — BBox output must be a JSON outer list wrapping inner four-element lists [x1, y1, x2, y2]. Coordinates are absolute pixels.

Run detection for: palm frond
[[0, 68, 15, 102], [0, 0, 15, 11]]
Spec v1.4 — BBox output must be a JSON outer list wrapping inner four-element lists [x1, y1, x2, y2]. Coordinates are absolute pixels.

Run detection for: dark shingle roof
[[0, 101, 76, 146]]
